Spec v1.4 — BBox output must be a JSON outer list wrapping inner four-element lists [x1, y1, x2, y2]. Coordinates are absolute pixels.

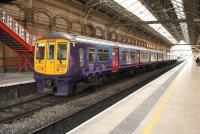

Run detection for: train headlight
[[37, 66, 44, 72], [56, 64, 66, 73]]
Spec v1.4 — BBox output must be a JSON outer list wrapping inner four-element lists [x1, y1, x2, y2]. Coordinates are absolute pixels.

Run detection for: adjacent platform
[[69, 58, 200, 134], [0, 73, 35, 105], [0, 72, 34, 87]]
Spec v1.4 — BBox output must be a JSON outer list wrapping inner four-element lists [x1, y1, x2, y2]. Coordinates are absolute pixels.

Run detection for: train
[[34, 32, 177, 96]]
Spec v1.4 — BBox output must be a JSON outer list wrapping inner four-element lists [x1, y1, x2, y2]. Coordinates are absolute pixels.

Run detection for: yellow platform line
[[143, 77, 178, 134]]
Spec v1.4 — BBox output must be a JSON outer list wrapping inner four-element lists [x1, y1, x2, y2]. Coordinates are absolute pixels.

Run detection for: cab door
[[55, 41, 68, 75], [112, 48, 119, 72], [46, 42, 55, 75]]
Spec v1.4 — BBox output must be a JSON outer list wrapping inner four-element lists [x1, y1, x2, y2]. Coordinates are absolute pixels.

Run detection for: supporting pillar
[[24, 0, 34, 31], [27, 0, 33, 8]]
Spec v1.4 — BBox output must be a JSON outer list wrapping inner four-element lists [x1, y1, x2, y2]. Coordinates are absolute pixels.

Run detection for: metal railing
[[0, 8, 36, 46]]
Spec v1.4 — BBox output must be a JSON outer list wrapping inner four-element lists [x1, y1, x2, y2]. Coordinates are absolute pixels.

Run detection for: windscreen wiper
[[59, 59, 62, 64]]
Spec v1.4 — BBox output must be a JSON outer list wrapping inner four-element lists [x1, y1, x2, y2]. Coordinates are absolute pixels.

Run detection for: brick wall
[[0, 41, 20, 73], [3, 45, 19, 72]]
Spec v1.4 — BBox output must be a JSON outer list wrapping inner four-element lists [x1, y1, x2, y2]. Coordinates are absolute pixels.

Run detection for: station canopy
[[78, 0, 200, 49], [114, 0, 177, 44]]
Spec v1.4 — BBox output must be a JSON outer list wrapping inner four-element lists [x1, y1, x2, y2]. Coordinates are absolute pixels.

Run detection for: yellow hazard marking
[[143, 78, 178, 134]]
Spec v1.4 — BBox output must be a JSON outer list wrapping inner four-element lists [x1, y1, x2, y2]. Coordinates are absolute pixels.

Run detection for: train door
[[46, 42, 55, 75], [112, 48, 119, 72], [157, 52, 159, 62], [148, 51, 150, 62], [55, 42, 68, 75], [136, 50, 140, 64]]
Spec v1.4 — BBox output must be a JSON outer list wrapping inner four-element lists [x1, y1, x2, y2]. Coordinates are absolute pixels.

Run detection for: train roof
[[38, 32, 74, 41], [38, 32, 165, 52]]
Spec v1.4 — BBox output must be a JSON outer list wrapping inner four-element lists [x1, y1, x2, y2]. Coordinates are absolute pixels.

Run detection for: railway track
[[0, 72, 127, 125], [0, 95, 63, 124], [0, 94, 89, 124]]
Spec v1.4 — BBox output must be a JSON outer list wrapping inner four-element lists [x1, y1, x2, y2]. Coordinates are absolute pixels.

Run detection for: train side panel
[[72, 42, 113, 81]]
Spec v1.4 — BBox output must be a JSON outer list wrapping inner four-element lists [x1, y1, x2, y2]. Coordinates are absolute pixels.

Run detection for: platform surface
[[68, 58, 200, 134], [0, 72, 34, 87]]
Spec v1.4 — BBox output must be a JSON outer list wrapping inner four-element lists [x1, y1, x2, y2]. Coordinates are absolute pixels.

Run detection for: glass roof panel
[[128, 2, 142, 12], [149, 24, 177, 43], [139, 11, 151, 19], [114, 0, 125, 3], [114, 0, 177, 43], [119, 0, 135, 8], [170, 0, 189, 43]]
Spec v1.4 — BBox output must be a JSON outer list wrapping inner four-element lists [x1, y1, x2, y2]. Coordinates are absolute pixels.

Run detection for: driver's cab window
[[36, 43, 45, 60], [57, 43, 67, 60], [48, 43, 55, 60]]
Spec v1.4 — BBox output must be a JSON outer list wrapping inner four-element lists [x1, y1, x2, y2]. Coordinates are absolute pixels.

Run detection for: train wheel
[[75, 82, 86, 94], [96, 77, 103, 87], [129, 69, 135, 76], [69, 83, 76, 96]]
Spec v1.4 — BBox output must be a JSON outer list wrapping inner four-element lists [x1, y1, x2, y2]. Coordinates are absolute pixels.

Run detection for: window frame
[[36, 43, 45, 60], [130, 51, 136, 61], [79, 48, 84, 66], [47, 42, 55, 60], [122, 50, 129, 61], [98, 48, 109, 62], [88, 48, 96, 63], [142, 51, 149, 60], [57, 42, 67, 60]]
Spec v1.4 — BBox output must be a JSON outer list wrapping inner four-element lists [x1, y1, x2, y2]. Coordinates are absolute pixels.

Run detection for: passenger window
[[141, 51, 145, 59], [57, 43, 67, 60], [130, 51, 135, 61], [36, 43, 45, 60], [89, 48, 95, 62], [98, 49, 109, 62], [79, 48, 84, 66], [48, 43, 55, 60], [122, 51, 128, 61]]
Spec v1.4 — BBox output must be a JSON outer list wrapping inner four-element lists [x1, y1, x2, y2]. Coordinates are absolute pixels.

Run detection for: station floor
[[0, 72, 34, 87], [68, 58, 200, 134]]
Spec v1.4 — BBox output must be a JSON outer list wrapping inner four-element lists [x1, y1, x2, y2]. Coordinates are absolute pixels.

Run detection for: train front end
[[34, 38, 70, 96]]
